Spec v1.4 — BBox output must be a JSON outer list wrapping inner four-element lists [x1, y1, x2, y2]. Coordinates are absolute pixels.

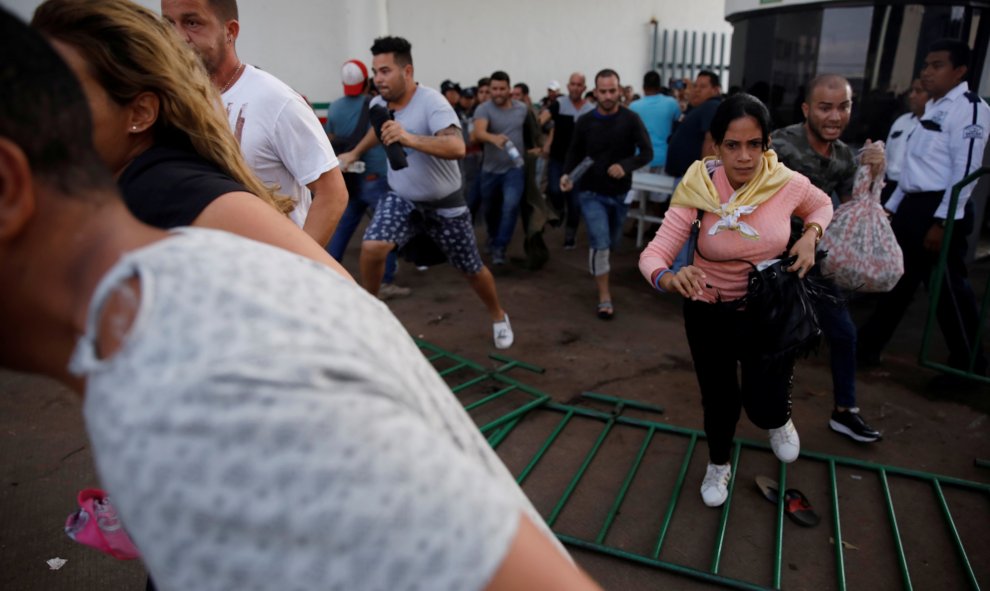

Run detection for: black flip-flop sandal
[[755, 475, 821, 527], [596, 301, 614, 320], [783, 489, 821, 527]]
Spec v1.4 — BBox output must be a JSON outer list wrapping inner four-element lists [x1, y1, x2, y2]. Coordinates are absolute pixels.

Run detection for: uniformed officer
[[859, 39, 990, 380], [882, 78, 929, 203]]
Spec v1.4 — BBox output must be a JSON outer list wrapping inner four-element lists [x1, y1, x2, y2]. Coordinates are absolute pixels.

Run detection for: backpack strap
[[331, 95, 373, 155]]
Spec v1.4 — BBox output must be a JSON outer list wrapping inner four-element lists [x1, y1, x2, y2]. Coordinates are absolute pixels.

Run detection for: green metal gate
[[418, 340, 990, 590], [920, 167, 990, 384]]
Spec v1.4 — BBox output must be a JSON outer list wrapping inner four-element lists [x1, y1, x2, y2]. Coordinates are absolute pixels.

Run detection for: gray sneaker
[[377, 283, 412, 301]]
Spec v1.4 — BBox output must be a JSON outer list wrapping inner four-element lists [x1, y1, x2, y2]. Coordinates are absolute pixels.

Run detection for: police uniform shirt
[[889, 81, 990, 220], [884, 111, 919, 182]]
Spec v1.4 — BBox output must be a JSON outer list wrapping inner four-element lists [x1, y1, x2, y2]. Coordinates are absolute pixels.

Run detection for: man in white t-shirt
[[339, 36, 516, 349], [162, 0, 346, 247], [0, 11, 600, 591]]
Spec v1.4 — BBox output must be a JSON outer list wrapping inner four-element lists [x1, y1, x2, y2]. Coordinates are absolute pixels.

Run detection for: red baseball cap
[[341, 59, 368, 96]]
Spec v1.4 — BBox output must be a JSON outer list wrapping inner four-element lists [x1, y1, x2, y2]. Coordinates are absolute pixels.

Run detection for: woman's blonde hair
[[32, 0, 294, 215]]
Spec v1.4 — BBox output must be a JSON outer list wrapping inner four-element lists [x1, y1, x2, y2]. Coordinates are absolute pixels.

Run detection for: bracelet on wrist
[[803, 222, 823, 244], [654, 268, 673, 292]]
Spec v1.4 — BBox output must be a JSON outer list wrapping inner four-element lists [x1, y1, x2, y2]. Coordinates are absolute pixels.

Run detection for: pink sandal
[[65, 489, 140, 560]]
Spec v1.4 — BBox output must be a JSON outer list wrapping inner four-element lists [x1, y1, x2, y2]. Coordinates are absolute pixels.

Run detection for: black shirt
[[563, 106, 653, 197], [547, 99, 594, 162], [665, 97, 721, 177], [118, 141, 247, 229]]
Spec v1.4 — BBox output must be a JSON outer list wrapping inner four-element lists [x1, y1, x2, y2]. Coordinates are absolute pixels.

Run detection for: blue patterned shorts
[[363, 192, 484, 275]]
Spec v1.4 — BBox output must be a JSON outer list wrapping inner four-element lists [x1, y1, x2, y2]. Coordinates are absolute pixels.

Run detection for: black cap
[[440, 79, 461, 94], [462, 86, 477, 98]]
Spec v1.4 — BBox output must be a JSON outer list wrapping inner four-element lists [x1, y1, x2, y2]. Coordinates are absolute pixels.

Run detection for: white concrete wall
[[5, 0, 730, 103], [387, 0, 732, 101]]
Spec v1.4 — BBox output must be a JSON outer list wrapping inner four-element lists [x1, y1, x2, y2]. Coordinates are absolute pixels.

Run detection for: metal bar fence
[[417, 342, 989, 590], [654, 28, 731, 87], [919, 167, 990, 384]]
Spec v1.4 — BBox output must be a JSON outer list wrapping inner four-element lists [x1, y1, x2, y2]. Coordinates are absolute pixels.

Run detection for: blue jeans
[[577, 190, 629, 250], [547, 159, 581, 234], [327, 174, 397, 284], [480, 167, 526, 251], [463, 153, 482, 215], [815, 281, 857, 408]]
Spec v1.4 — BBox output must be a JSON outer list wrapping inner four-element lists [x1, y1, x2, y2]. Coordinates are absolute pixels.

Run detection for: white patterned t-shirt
[[69, 228, 563, 591]]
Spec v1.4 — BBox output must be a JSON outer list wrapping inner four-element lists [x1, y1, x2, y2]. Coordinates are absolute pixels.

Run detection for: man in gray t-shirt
[[337, 37, 516, 350], [473, 71, 529, 264]]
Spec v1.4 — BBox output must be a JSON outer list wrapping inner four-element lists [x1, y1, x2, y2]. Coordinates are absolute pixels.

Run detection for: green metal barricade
[[920, 166, 990, 384], [416, 339, 552, 437], [417, 341, 989, 590]]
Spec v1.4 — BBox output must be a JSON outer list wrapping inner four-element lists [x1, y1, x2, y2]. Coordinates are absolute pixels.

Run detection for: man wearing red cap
[[325, 59, 410, 300]]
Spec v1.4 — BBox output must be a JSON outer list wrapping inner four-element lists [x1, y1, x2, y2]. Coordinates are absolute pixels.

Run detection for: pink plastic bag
[[65, 488, 140, 560], [819, 162, 904, 292]]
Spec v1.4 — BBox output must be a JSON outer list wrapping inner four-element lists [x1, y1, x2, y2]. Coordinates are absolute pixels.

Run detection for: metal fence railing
[[652, 27, 731, 87], [920, 166, 990, 385], [418, 340, 990, 590]]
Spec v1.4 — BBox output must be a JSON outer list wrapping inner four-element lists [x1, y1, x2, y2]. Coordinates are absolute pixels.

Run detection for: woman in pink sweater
[[639, 94, 832, 507]]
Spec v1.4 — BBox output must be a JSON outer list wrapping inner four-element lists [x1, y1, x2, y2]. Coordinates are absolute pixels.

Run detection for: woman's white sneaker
[[768, 419, 800, 463], [700, 463, 732, 507]]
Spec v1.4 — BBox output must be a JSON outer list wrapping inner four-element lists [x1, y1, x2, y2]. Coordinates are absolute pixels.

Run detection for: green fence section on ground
[[417, 340, 989, 590], [920, 166, 990, 385]]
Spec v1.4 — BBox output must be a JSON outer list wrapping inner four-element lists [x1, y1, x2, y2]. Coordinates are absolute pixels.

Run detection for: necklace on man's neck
[[220, 62, 244, 94]]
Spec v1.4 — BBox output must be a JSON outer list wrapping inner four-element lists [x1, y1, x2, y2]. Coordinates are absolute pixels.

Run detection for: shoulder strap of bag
[[332, 96, 373, 155]]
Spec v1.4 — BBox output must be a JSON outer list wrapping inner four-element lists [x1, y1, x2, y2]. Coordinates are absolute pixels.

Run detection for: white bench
[[629, 171, 677, 247]]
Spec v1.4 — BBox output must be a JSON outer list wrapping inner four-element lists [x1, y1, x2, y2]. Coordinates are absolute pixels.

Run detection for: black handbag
[[689, 209, 826, 360], [743, 254, 825, 360]]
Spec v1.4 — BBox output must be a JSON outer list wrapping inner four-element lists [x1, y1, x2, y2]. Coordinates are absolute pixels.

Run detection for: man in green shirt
[[771, 74, 884, 443]]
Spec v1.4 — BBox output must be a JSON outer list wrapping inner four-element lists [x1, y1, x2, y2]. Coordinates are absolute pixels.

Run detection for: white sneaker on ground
[[700, 463, 731, 507], [492, 313, 514, 349], [377, 283, 412, 301], [768, 419, 800, 463]]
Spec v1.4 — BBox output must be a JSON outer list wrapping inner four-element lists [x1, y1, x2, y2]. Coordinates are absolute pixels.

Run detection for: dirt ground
[[1, 218, 988, 590]]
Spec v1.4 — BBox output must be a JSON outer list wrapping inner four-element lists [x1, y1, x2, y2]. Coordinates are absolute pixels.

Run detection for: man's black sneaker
[[829, 408, 882, 442], [856, 349, 882, 369]]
